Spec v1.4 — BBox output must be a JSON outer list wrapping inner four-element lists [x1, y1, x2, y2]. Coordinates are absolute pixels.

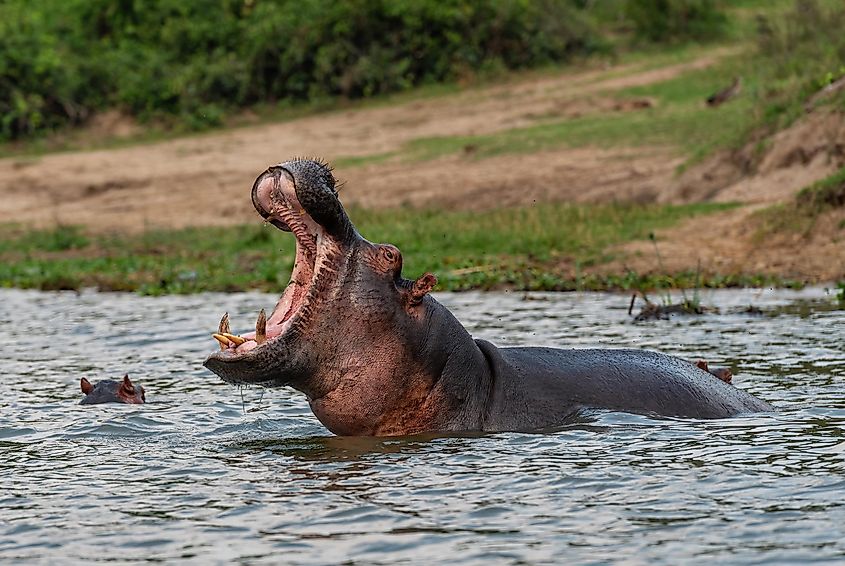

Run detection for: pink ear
[[122, 374, 134, 392], [81, 378, 94, 395], [410, 273, 437, 304]]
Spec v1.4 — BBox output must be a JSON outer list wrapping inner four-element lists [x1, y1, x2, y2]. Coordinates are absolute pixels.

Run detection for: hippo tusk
[[221, 333, 246, 346], [255, 309, 267, 345], [219, 312, 230, 335], [212, 333, 232, 349]]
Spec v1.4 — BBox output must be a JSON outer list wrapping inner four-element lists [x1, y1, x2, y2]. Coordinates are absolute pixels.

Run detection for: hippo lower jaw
[[203, 165, 343, 386]]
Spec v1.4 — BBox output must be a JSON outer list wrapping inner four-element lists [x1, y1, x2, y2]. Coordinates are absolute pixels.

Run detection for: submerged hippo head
[[80, 374, 146, 405], [203, 159, 444, 434]]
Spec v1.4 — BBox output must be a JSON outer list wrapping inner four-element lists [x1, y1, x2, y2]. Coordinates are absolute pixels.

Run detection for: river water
[[1, 287, 843, 564]]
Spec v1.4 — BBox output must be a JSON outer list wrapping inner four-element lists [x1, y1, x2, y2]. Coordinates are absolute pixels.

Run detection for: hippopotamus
[[203, 158, 773, 436], [80, 375, 145, 405]]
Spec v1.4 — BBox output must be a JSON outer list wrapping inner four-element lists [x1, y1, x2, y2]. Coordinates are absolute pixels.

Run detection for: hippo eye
[[384, 249, 395, 261]]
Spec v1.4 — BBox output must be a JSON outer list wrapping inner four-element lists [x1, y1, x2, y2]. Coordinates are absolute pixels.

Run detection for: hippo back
[[479, 343, 773, 431]]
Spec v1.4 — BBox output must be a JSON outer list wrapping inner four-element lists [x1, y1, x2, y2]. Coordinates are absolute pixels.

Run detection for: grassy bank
[[5, 0, 839, 164], [0, 0, 746, 148], [1, 0, 606, 144], [755, 166, 845, 237], [332, 0, 845, 171], [0, 201, 793, 295], [334, 58, 759, 169]]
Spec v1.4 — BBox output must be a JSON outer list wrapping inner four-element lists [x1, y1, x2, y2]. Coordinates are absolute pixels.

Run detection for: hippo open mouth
[[216, 166, 321, 355], [203, 158, 771, 436], [203, 160, 352, 385]]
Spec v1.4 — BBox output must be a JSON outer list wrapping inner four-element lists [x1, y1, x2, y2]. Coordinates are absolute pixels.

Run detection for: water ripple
[[1, 287, 844, 564]]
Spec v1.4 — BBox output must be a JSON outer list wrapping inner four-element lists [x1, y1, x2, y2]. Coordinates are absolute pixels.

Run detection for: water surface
[[1, 287, 844, 564]]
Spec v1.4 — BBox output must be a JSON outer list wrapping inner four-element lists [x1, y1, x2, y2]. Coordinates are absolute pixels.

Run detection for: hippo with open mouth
[[203, 158, 772, 436]]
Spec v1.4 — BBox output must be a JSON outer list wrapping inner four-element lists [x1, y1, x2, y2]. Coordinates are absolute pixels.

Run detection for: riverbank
[[0, 201, 811, 295], [1, 1, 844, 294]]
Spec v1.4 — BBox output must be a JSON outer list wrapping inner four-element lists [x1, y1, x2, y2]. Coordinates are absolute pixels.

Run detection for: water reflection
[[1, 287, 844, 563]]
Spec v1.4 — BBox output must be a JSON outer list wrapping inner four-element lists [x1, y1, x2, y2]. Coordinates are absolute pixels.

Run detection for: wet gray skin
[[203, 159, 773, 436], [80, 375, 145, 405]]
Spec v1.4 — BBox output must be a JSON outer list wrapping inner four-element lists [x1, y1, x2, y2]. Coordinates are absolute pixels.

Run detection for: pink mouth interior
[[220, 173, 322, 355]]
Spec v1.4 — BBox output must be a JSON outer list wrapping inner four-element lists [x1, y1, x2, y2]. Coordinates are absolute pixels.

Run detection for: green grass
[[330, 50, 759, 168], [329, 0, 845, 172], [754, 166, 845, 237], [0, 201, 748, 295], [796, 167, 845, 210]]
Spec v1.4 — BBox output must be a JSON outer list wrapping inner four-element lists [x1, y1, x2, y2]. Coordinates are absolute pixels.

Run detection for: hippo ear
[[122, 374, 134, 392], [406, 273, 437, 305], [80, 378, 93, 395]]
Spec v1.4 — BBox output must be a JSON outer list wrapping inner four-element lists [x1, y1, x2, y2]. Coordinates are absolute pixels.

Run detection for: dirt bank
[[1, 49, 843, 284], [0, 51, 729, 232]]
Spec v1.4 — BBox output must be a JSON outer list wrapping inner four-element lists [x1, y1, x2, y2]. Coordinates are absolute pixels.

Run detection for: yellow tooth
[[212, 333, 231, 350], [221, 333, 246, 346], [255, 308, 267, 345], [218, 312, 230, 335]]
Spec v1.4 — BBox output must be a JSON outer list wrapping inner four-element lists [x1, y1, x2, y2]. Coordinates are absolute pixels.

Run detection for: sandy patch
[[0, 50, 727, 232]]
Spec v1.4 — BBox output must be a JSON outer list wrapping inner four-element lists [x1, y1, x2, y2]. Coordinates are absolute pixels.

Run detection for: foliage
[[625, 0, 728, 43], [0, 0, 741, 144], [0, 0, 603, 142]]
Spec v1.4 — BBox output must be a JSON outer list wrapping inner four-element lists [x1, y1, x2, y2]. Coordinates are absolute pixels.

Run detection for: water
[[1, 287, 843, 564]]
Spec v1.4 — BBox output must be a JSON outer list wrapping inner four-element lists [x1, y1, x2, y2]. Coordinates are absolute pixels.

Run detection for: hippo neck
[[306, 295, 495, 436]]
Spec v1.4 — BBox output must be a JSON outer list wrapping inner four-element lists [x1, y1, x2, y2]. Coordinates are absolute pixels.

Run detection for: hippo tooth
[[219, 312, 230, 335], [255, 308, 267, 345], [222, 333, 246, 346], [212, 333, 231, 349]]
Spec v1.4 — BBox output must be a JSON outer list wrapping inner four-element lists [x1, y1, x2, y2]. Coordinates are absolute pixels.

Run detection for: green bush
[[0, 0, 604, 142], [626, 0, 728, 43]]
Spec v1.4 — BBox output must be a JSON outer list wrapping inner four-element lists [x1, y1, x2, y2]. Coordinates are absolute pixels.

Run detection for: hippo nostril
[[252, 167, 293, 215]]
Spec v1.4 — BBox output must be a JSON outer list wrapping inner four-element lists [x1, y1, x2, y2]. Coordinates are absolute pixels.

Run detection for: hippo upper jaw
[[203, 160, 354, 387]]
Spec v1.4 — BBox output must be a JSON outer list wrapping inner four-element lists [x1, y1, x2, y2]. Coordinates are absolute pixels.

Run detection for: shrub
[[625, 0, 728, 43], [0, 0, 604, 142]]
